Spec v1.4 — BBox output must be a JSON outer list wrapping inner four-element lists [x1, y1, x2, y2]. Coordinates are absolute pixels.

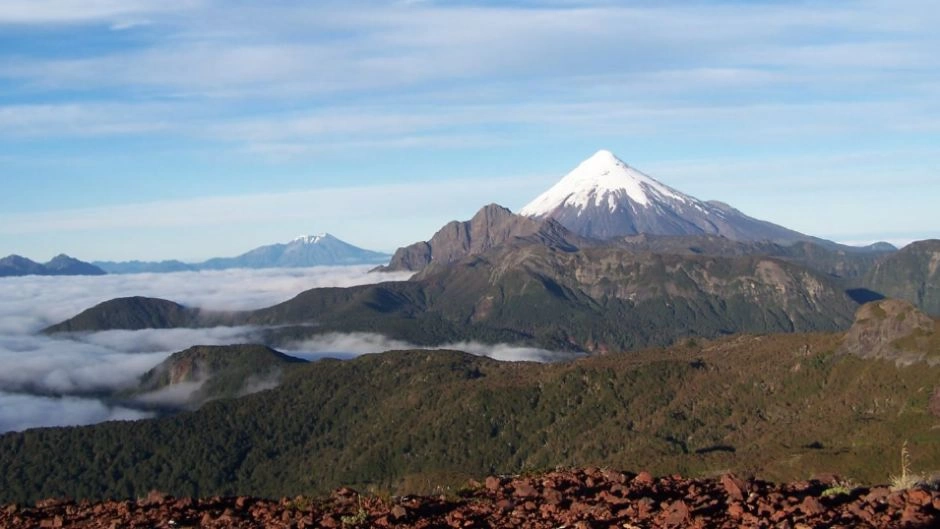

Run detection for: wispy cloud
[[1, 1, 937, 264], [0, 0, 199, 25], [0, 103, 176, 138]]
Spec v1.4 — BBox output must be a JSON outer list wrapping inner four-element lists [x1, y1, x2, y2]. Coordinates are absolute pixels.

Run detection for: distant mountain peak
[[96, 233, 390, 273]]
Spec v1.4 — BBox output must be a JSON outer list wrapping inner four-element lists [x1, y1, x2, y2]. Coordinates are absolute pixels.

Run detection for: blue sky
[[1, 0, 938, 261]]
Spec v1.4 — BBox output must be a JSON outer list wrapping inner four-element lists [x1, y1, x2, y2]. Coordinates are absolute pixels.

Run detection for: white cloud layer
[[0, 265, 412, 332], [0, 267, 571, 433], [0, 391, 152, 433], [0, 267, 409, 432], [285, 332, 581, 363]]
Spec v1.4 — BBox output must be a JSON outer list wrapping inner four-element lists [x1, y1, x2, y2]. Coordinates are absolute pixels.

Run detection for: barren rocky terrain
[[3, 468, 938, 528]]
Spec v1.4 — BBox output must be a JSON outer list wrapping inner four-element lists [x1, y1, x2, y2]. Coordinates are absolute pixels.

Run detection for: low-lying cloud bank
[[0, 267, 410, 433], [285, 332, 581, 363], [0, 265, 413, 333], [0, 326, 277, 397], [0, 391, 153, 433], [0, 267, 574, 433]]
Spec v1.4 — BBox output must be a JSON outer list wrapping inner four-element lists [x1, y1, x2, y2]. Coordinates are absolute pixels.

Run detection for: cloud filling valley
[[0, 266, 570, 433]]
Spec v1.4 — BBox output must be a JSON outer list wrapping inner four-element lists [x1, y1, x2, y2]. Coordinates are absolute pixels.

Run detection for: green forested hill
[[129, 344, 308, 408], [2, 333, 938, 504]]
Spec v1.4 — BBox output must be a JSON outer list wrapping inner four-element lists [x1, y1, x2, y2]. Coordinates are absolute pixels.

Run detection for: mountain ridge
[[0, 254, 106, 277], [47, 240, 859, 353], [95, 233, 389, 274]]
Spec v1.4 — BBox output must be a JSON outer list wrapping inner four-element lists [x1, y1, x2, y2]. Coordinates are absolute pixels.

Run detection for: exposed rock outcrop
[[377, 204, 580, 272], [839, 299, 939, 364], [131, 344, 307, 409]]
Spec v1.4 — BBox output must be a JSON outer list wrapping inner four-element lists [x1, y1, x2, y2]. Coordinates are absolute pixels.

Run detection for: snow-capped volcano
[[521, 150, 690, 215], [197, 233, 390, 269], [521, 149, 815, 243]]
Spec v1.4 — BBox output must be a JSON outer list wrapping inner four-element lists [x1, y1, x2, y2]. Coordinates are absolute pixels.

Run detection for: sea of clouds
[[0, 266, 572, 433]]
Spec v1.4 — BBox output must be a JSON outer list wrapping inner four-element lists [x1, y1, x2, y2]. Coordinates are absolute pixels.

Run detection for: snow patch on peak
[[292, 233, 330, 245], [520, 150, 689, 217]]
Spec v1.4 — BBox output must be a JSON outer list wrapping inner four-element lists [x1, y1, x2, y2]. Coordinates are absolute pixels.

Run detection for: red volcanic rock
[[660, 499, 689, 527], [142, 490, 168, 506], [542, 487, 563, 505], [798, 495, 825, 516], [390, 504, 408, 521], [907, 488, 931, 506], [511, 481, 538, 499], [719, 473, 746, 502], [484, 476, 501, 492], [634, 471, 654, 485], [902, 503, 931, 526], [3, 470, 940, 528], [865, 486, 890, 503]]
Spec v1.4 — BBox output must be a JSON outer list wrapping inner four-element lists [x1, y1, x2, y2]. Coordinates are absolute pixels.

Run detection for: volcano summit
[[521, 150, 820, 244]]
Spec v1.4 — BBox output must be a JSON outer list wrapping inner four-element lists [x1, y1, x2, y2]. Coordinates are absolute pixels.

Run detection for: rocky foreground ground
[[2, 468, 938, 528]]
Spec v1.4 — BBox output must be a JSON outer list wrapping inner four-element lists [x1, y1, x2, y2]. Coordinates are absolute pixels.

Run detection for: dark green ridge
[[2, 331, 938, 504]]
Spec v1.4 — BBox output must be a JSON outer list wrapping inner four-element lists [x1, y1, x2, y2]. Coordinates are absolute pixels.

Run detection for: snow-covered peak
[[292, 233, 330, 245], [520, 150, 689, 216]]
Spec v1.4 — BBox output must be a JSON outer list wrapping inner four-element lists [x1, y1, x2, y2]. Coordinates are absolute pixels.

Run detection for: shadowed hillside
[[46, 243, 859, 353], [865, 240, 940, 315]]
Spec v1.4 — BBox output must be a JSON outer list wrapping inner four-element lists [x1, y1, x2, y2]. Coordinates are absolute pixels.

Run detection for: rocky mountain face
[[520, 150, 886, 250], [839, 299, 939, 365], [95, 233, 389, 274], [131, 344, 307, 409], [378, 204, 579, 272], [612, 234, 893, 283], [864, 239, 940, 315], [409, 244, 857, 351], [48, 240, 858, 352], [0, 254, 106, 277]]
